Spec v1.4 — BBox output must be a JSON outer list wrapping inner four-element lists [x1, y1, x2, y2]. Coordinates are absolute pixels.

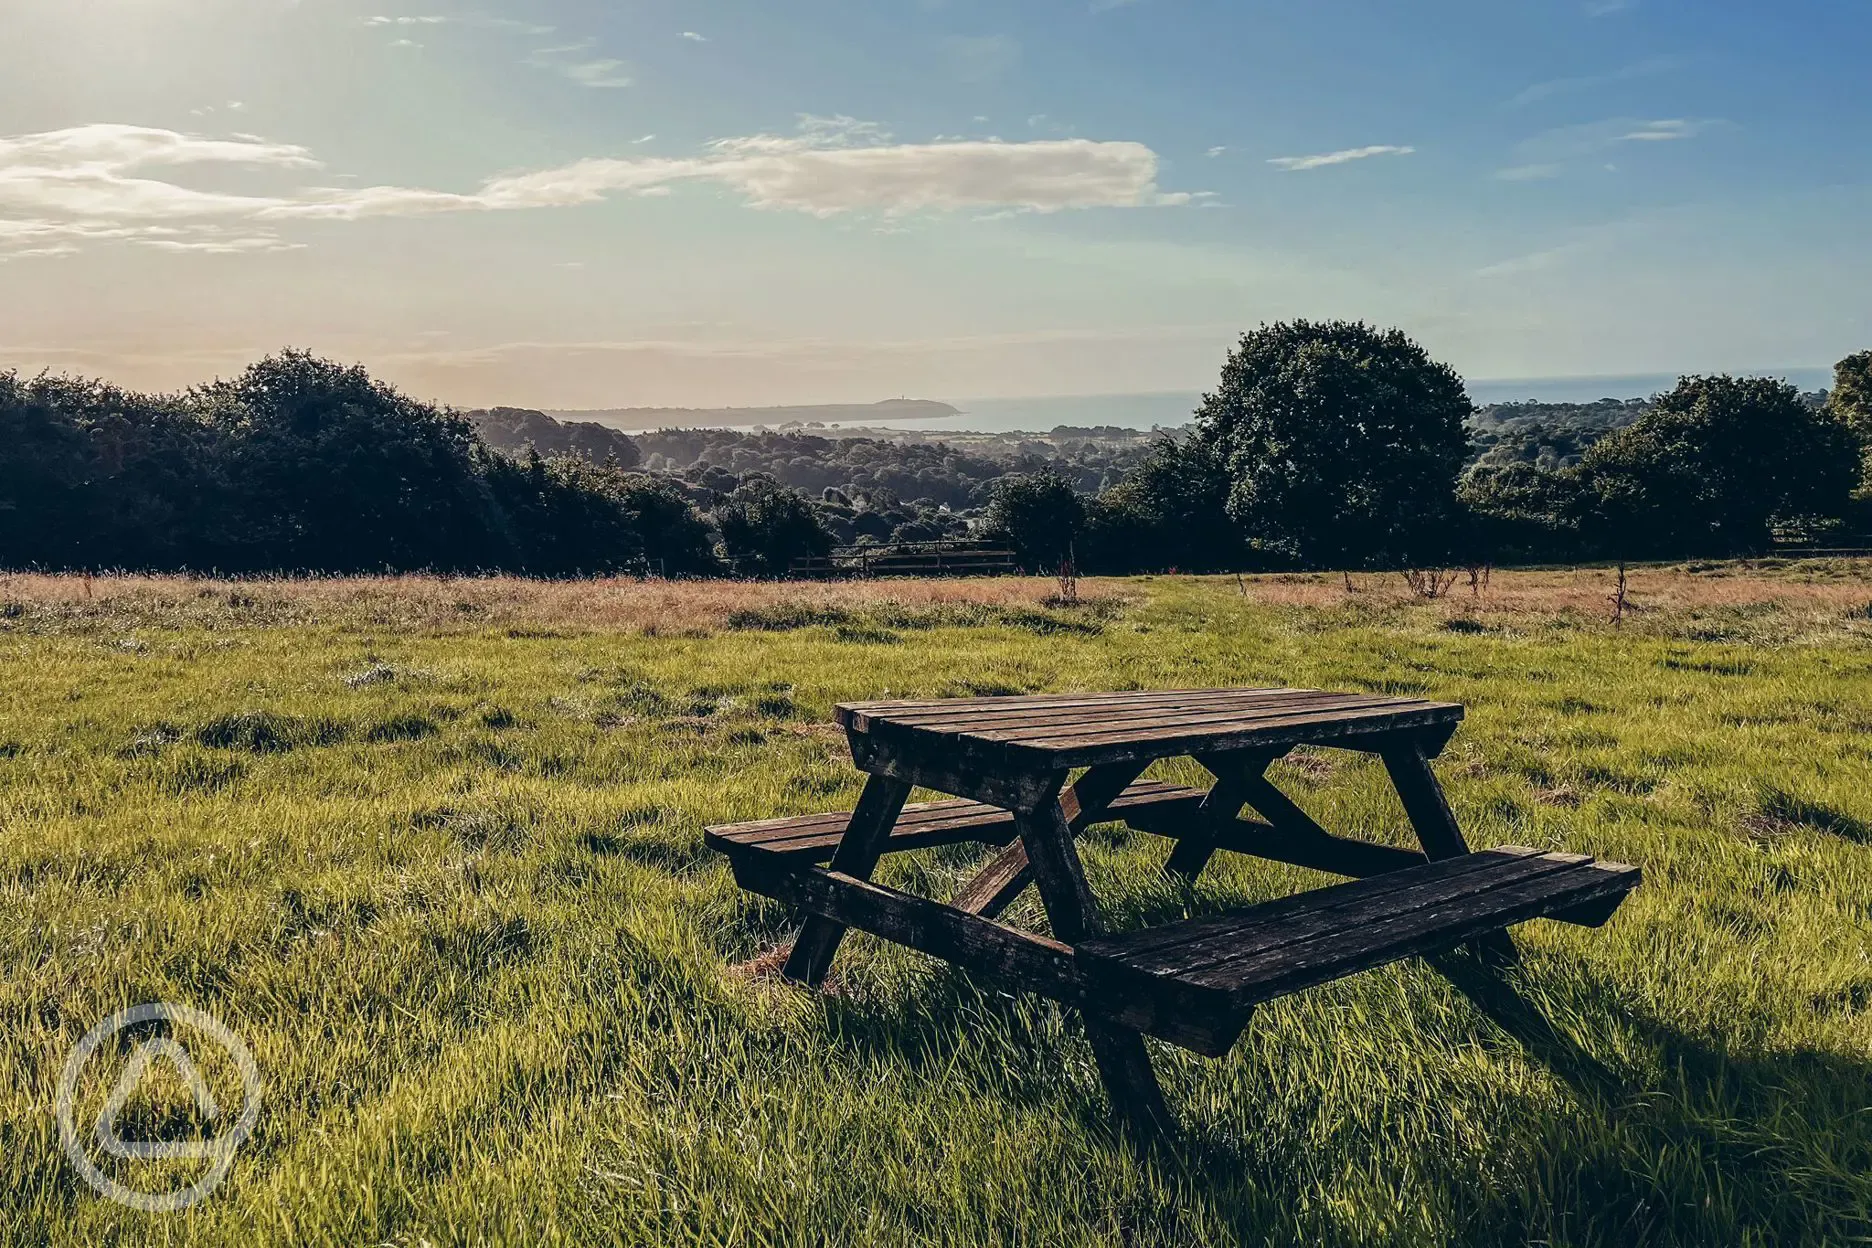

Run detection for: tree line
[[981, 326, 1870, 574], [4, 331, 1868, 577]]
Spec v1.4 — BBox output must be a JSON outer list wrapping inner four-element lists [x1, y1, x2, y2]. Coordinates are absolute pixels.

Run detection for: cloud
[[1206, 145, 1228, 158], [0, 126, 321, 257], [1495, 116, 1713, 178], [525, 40, 632, 88], [1619, 118, 1703, 141], [680, 31, 707, 42], [0, 118, 1195, 259], [363, 14, 554, 34], [1509, 54, 1683, 108], [1267, 144, 1414, 171]]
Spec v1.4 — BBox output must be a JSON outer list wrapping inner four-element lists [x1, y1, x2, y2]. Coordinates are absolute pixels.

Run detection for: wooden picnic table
[[707, 687, 1638, 1140]]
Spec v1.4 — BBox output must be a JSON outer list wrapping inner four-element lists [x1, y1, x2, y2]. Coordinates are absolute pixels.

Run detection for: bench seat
[[704, 778, 1206, 864], [1078, 846, 1639, 1018]]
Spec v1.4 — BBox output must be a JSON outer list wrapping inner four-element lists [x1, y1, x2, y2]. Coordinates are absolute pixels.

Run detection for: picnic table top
[[835, 686, 1463, 770]]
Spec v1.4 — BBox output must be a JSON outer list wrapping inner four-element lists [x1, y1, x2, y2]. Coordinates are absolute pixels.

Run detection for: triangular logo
[[94, 1037, 224, 1162]]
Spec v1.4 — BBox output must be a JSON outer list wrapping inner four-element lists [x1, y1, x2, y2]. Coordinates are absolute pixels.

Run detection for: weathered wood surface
[[1079, 847, 1640, 1012], [707, 778, 1203, 864], [1382, 740, 1519, 963], [780, 774, 911, 985], [1012, 786, 1176, 1139], [951, 760, 1149, 918], [838, 687, 1464, 781], [732, 857, 1243, 1055]]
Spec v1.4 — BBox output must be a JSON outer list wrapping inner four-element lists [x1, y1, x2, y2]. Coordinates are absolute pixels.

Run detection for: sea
[[818, 368, 1836, 435]]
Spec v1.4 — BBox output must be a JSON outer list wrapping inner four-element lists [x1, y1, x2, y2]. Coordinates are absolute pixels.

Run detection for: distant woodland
[[5, 330, 1867, 577]]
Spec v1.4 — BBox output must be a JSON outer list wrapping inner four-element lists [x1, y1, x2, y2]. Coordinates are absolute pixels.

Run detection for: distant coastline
[[547, 398, 960, 431], [539, 367, 1835, 437]]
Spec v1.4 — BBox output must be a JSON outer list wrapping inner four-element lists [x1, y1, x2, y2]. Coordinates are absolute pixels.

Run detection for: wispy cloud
[[1495, 116, 1713, 178], [363, 15, 554, 34], [0, 125, 315, 257], [525, 40, 631, 88], [680, 31, 707, 42], [1206, 146, 1228, 158], [1268, 144, 1414, 171], [1509, 54, 1683, 107], [1620, 118, 1704, 141], [0, 118, 1198, 260]]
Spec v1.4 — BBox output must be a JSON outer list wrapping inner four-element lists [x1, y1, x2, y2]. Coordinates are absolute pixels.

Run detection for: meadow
[[2, 563, 1870, 1246]]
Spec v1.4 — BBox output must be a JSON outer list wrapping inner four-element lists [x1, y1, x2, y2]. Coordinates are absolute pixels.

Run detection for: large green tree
[[1579, 374, 1860, 556], [1193, 320, 1472, 567]]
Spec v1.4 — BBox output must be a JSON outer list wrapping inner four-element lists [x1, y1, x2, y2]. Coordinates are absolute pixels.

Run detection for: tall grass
[[1, 569, 1868, 1245]]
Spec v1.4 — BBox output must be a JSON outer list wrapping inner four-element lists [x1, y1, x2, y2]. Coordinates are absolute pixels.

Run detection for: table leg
[[1163, 754, 1270, 880], [781, 774, 913, 986], [951, 761, 1148, 919], [1014, 790, 1176, 1143], [1381, 740, 1519, 966]]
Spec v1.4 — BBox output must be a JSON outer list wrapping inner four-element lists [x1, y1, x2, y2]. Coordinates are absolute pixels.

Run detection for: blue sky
[[0, 0, 1866, 407]]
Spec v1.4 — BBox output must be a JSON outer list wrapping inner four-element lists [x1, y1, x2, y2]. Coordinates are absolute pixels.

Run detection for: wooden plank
[[1014, 782, 1178, 1137], [1380, 739, 1517, 964], [949, 841, 1033, 917], [1013, 704, 1467, 769], [732, 859, 1242, 1055], [849, 688, 1347, 732], [844, 730, 1061, 812], [839, 687, 1294, 723], [1131, 852, 1590, 981], [876, 693, 1399, 742], [1201, 861, 1639, 1008], [780, 775, 911, 986], [1215, 822, 1427, 878], [987, 701, 1460, 750], [1381, 743, 1474, 860], [1163, 754, 1266, 879], [1094, 846, 1546, 963], [710, 779, 1202, 849], [954, 761, 1154, 919], [1014, 788, 1099, 944]]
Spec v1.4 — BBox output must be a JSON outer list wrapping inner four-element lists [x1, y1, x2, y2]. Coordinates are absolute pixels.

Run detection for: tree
[[197, 350, 507, 572], [1578, 375, 1861, 557], [1829, 350, 1872, 487], [1456, 461, 1593, 564], [611, 473, 719, 575], [714, 479, 832, 576], [1191, 320, 1472, 567], [1089, 436, 1240, 572], [978, 470, 1085, 572], [0, 372, 224, 570]]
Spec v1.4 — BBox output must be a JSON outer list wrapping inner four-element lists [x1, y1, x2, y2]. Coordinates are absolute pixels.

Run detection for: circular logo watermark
[[56, 1002, 262, 1212]]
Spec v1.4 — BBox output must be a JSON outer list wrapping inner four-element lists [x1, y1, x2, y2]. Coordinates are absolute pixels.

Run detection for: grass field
[[3, 564, 1870, 1246]]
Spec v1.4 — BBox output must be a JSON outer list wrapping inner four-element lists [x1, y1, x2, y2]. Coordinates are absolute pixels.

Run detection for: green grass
[[2, 573, 1870, 1246]]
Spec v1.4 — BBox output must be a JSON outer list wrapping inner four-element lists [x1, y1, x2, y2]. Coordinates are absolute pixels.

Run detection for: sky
[[0, 0, 1867, 408]]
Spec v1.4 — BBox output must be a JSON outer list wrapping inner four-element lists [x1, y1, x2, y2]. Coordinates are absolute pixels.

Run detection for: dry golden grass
[[1238, 561, 1872, 617], [0, 571, 1081, 634], [2, 560, 1869, 650]]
